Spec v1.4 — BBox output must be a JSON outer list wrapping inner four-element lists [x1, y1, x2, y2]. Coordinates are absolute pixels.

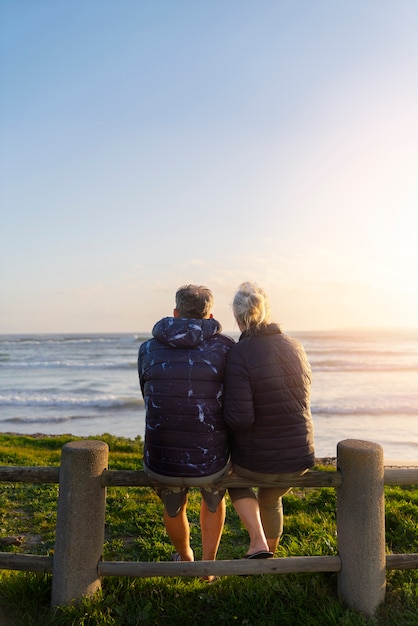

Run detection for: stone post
[[51, 440, 108, 607], [336, 439, 386, 616]]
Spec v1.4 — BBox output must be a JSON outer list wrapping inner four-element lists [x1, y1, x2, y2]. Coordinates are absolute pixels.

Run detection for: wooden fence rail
[[2, 465, 418, 488], [0, 438, 417, 618]]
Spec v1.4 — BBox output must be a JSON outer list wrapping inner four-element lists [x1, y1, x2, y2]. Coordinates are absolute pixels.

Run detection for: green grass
[[0, 433, 417, 625]]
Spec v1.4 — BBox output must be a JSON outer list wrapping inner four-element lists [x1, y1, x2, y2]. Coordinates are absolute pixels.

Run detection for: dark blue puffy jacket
[[138, 316, 234, 477], [223, 324, 315, 474]]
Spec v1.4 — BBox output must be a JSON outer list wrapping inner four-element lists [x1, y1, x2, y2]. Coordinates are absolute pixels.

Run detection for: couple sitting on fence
[[138, 283, 315, 579]]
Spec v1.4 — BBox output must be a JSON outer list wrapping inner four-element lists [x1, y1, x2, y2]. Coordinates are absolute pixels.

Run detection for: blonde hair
[[232, 282, 271, 331]]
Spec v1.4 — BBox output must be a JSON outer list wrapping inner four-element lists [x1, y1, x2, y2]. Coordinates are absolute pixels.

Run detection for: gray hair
[[232, 282, 271, 331], [175, 284, 214, 319]]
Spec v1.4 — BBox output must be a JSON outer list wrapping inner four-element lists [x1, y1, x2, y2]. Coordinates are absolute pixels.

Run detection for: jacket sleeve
[[223, 349, 255, 430], [137, 345, 145, 397]]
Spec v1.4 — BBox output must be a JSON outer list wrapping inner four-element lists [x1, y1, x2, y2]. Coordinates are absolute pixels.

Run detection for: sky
[[1, 1, 418, 334]]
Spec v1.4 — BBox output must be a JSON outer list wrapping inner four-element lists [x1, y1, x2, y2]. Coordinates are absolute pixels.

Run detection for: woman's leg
[[257, 488, 289, 553], [229, 488, 270, 556]]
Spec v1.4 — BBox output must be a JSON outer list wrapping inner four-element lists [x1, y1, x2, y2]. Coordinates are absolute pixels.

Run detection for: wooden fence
[[0, 438, 417, 617]]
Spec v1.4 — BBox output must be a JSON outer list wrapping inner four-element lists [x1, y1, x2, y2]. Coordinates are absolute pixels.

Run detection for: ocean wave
[[311, 360, 418, 372], [134, 334, 152, 342], [4, 358, 418, 372], [0, 393, 144, 410], [307, 347, 418, 358], [1, 360, 137, 370], [0, 334, 149, 345], [2, 414, 97, 424], [0, 337, 113, 345], [311, 405, 418, 417]]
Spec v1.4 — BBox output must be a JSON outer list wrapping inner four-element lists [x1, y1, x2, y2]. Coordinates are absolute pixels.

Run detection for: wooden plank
[[386, 554, 418, 570], [100, 469, 343, 489], [384, 469, 418, 486], [98, 555, 342, 578], [0, 553, 53, 573], [101, 468, 418, 489], [0, 466, 60, 484], [2, 466, 418, 489]]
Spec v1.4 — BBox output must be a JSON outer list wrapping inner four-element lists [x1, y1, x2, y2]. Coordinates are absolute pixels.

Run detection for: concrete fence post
[[51, 440, 109, 607], [336, 439, 386, 616]]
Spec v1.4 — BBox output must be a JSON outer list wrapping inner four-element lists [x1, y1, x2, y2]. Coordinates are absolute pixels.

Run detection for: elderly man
[[138, 285, 234, 574]]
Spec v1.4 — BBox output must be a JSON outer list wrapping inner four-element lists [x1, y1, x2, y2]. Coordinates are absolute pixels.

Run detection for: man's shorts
[[144, 463, 231, 518]]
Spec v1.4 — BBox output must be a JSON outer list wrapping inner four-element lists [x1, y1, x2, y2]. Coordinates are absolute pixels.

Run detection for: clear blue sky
[[1, 1, 418, 333]]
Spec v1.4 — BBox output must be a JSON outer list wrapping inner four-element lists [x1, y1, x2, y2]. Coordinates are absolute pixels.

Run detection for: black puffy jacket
[[223, 323, 315, 473], [138, 316, 234, 477]]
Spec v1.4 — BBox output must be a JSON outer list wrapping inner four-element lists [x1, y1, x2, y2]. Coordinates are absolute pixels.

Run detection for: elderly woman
[[223, 282, 315, 558]]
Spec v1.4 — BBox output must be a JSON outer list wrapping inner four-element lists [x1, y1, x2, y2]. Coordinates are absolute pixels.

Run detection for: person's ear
[[173, 308, 180, 318], [209, 313, 213, 318]]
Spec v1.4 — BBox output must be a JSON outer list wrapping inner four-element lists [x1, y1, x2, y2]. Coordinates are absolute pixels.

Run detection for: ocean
[[1, 329, 418, 462]]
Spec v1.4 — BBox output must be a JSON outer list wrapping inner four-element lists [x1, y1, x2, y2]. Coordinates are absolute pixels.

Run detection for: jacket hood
[[152, 316, 223, 348]]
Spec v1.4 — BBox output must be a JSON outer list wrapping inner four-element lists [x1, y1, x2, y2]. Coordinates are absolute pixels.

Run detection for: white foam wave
[[2, 360, 136, 369], [312, 404, 418, 417], [311, 360, 418, 372], [0, 393, 143, 410]]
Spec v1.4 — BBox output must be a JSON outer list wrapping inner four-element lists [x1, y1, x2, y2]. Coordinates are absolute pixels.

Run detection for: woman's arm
[[223, 352, 255, 430]]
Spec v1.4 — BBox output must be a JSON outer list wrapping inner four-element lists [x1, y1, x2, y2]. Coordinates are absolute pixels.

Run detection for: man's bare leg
[[163, 498, 194, 561], [200, 498, 225, 560], [200, 498, 225, 581]]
